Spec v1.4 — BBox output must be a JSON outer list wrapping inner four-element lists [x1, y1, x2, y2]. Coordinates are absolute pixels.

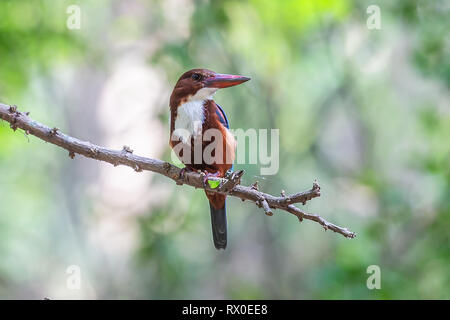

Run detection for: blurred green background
[[0, 0, 449, 299]]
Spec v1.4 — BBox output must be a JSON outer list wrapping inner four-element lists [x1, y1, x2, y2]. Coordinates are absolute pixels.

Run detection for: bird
[[169, 68, 250, 250]]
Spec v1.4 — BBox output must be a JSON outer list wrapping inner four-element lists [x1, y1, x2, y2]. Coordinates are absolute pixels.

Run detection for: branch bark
[[0, 103, 356, 239]]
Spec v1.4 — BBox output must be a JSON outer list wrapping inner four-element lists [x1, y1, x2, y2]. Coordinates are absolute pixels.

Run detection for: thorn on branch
[[69, 151, 75, 159], [234, 169, 244, 183], [312, 180, 321, 198], [49, 127, 59, 137], [134, 164, 142, 172], [251, 181, 259, 191], [8, 107, 20, 131], [122, 145, 133, 154], [313, 179, 320, 190], [89, 146, 98, 155], [8, 105, 17, 113]]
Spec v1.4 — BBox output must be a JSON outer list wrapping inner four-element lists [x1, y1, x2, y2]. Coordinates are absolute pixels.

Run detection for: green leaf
[[207, 179, 221, 189]]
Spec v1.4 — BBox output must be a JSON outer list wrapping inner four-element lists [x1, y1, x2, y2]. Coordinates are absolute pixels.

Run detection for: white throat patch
[[191, 87, 217, 101], [173, 101, 205, 144], [172, 88, 218, 144]]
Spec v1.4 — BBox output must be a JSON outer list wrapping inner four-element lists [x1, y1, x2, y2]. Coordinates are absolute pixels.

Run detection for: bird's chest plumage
[[172, 100, 205, 144], [170, 99, 236, 173]]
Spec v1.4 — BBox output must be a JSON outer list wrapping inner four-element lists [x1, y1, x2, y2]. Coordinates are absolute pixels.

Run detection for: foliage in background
[[0, 0, 449, 299]]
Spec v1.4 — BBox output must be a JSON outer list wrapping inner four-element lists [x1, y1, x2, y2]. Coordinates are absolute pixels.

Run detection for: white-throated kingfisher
[[169, 68, 250, 250]]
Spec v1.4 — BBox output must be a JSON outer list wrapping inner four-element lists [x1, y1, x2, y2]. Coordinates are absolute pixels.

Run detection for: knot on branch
[[7, 105, 21, 131], [163, 162, 172, 173], [48, 127, 59, 137], [89, 146, 98, 156]]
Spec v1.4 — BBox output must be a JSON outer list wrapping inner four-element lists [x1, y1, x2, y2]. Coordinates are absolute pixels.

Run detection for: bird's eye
[[191, 73, 201, 81]]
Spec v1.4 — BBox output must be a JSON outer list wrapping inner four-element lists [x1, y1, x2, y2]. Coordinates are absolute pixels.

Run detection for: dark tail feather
[[209, 203, 227, 250]]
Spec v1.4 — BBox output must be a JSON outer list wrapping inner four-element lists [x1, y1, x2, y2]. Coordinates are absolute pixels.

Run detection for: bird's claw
[[202, 172, 211, 188]]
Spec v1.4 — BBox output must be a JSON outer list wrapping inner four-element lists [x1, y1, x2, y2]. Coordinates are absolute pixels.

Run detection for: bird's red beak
[[205, 73, 250, 88]]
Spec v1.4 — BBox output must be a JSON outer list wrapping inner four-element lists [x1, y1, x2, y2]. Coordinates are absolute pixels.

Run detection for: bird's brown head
[[170, 68, 250, 109]]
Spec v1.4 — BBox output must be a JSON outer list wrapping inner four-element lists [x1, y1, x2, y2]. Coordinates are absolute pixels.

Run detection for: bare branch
[[0, 103, 356, 239]]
